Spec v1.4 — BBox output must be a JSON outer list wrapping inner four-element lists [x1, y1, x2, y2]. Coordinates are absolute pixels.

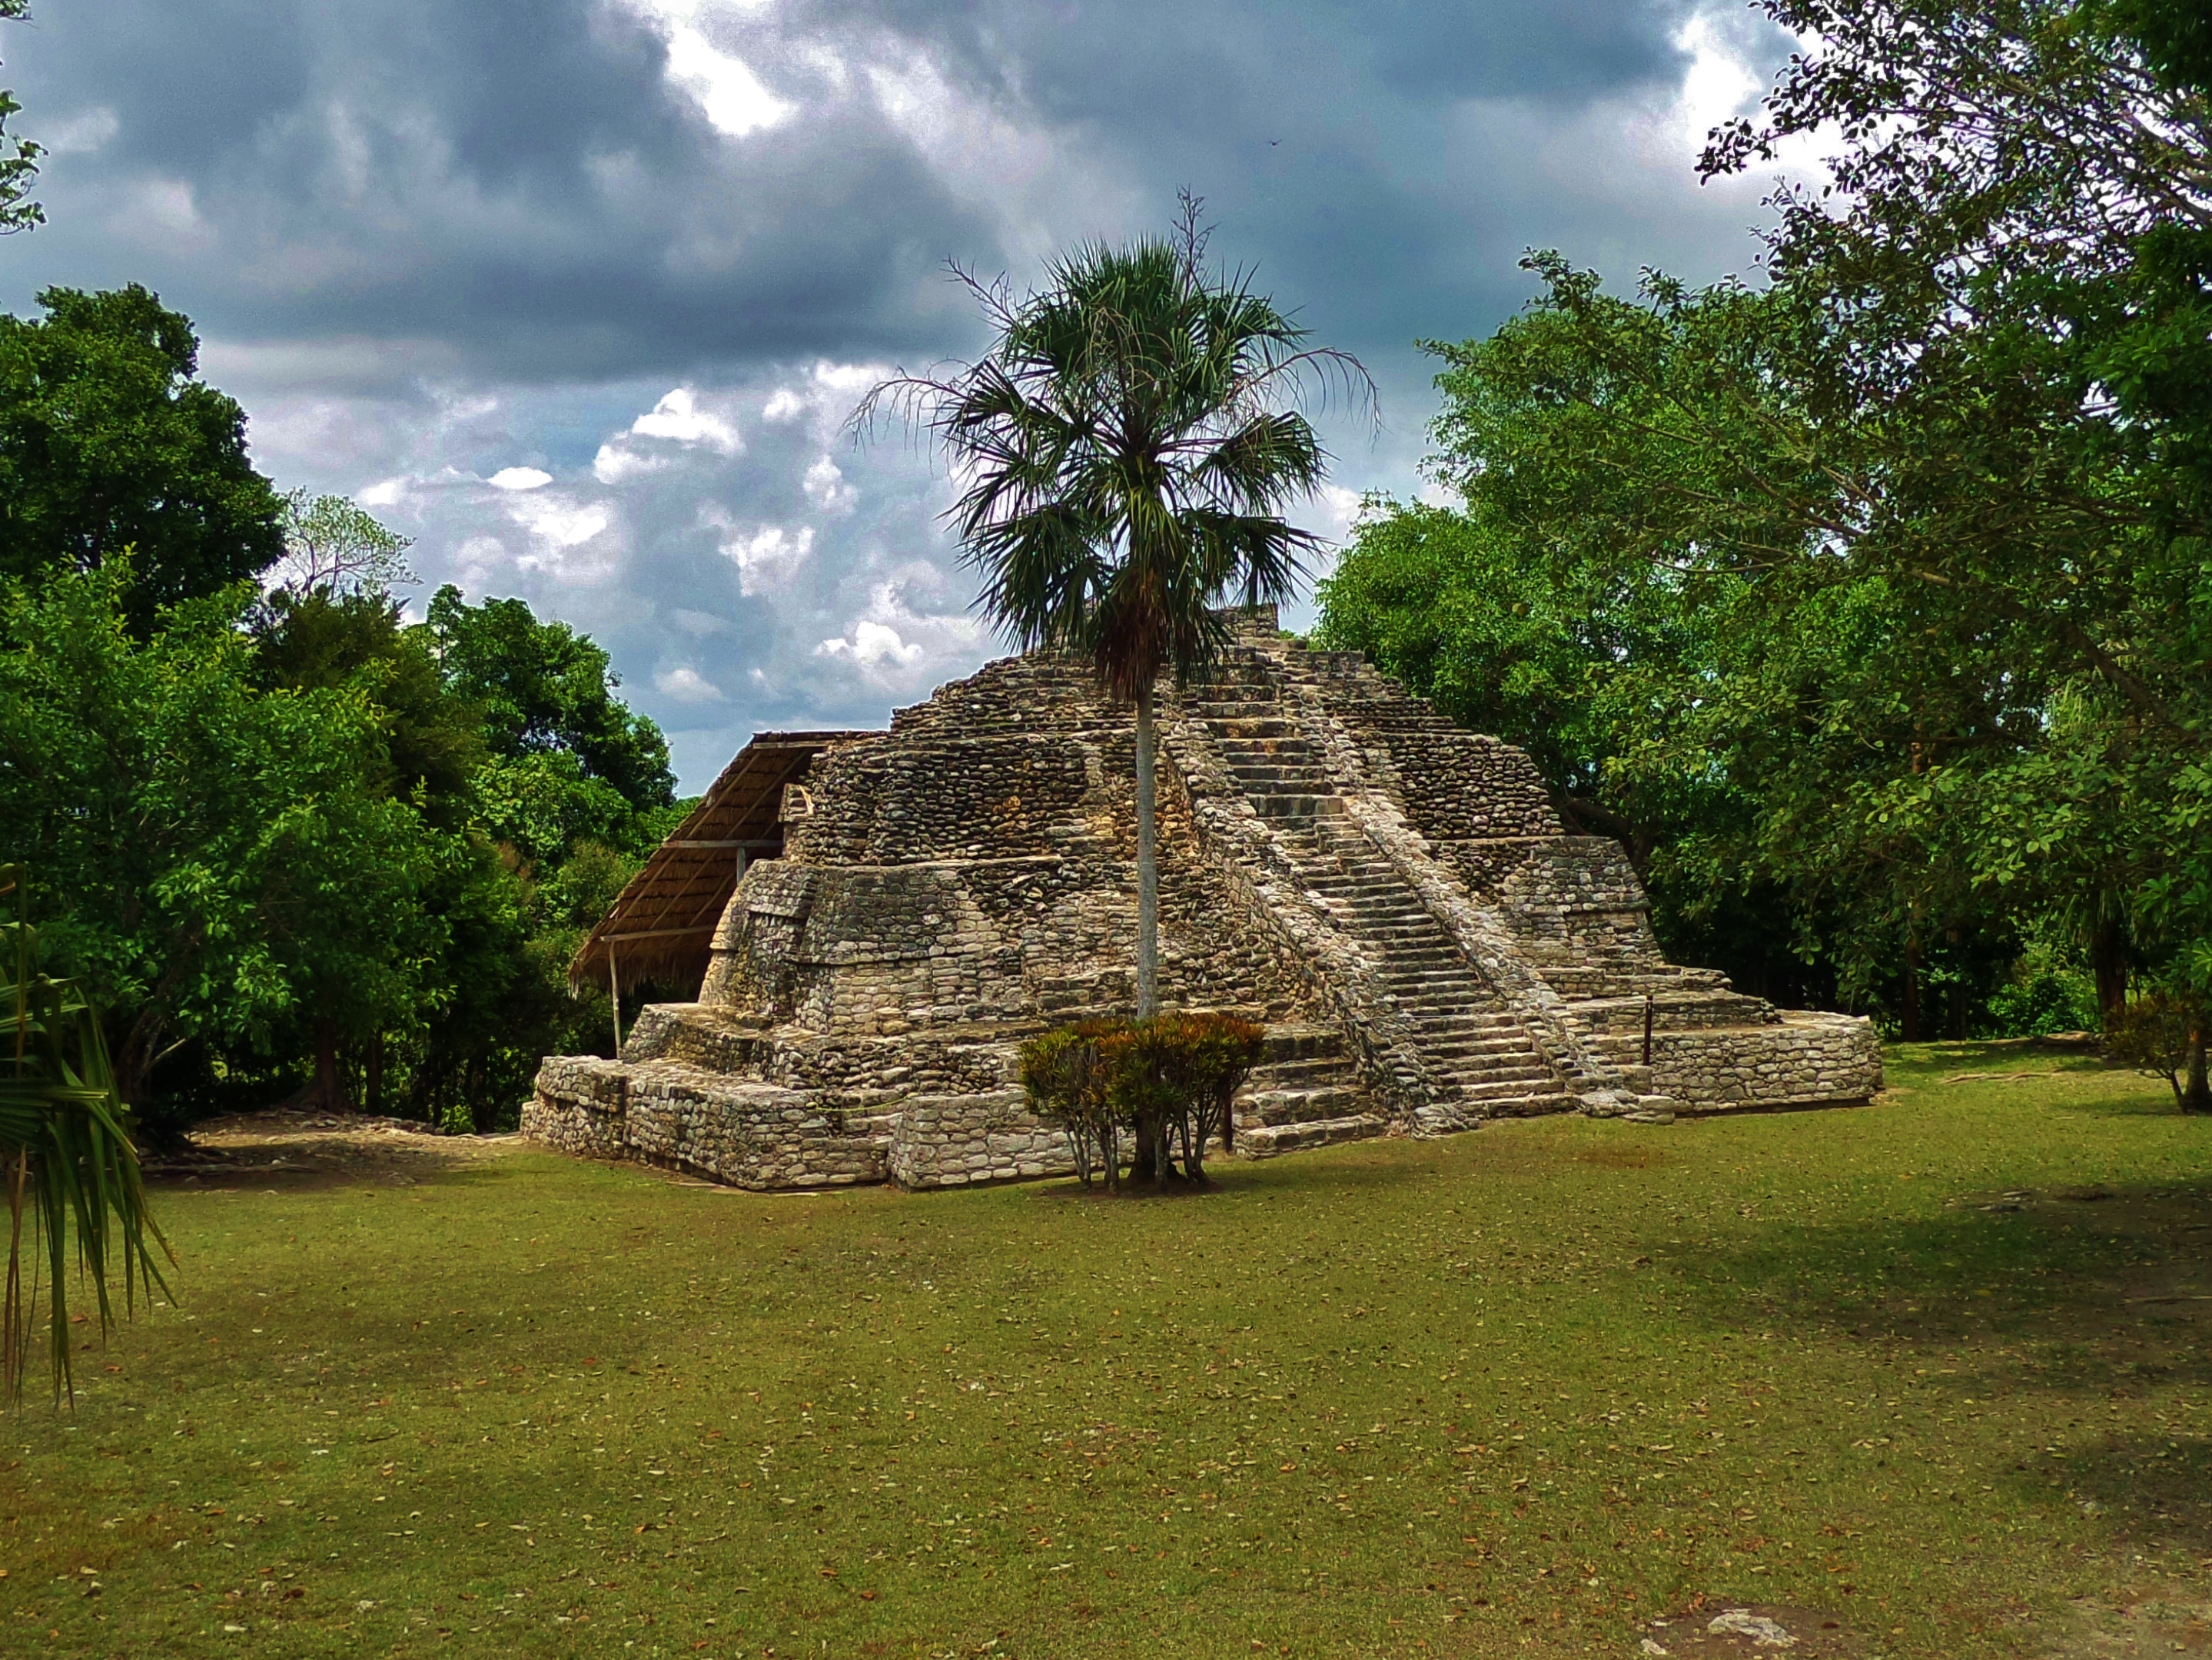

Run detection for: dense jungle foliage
[[0, 284, 689, 1138], [1318, 0, 2212, 1094]]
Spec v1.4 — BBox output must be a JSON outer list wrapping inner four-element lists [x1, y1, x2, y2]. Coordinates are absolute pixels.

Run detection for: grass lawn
[[7, 1042, 2212, 1658]]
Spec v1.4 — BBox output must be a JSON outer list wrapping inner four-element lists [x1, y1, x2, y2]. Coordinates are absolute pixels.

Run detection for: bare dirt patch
[[146, 1108, 520, 1189]]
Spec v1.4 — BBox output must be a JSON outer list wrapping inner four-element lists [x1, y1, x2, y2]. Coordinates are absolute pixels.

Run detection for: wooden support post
[[1642, 993, 1655, 1068], [609, 951, 623, 1056]]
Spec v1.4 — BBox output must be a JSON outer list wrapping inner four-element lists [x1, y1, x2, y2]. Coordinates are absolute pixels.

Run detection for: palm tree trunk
[[1134, 678, 1159, 1019]]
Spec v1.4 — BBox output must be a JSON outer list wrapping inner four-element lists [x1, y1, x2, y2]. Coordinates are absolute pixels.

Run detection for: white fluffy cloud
[[817, 619, 921, 668], [654, 664, 726, 703], [719, 520, 815, 593], [629, 387, 744, 453]]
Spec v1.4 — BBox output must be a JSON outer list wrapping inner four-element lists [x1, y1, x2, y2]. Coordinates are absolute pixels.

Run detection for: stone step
[[1253, 795, 1347, 821], [1469, 1090, 1578, 1120], [1238, 1084, 1372, 1127], [1257, 1024, 1348, 1062], [1244, 1054, 1362, 1089], [1416, 1021, 1533, 1041], [1446, 1071, 1561, 1097], [1374, 964, 1483, 985], [1422, 1040, 1541, 1062], [1208, 717, 1298, 738], [1238, 1113, 1390, 1158]]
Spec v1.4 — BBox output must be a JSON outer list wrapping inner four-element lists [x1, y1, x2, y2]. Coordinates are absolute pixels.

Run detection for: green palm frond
[[0, 865, 173, 1405], [856, 200, 1371, 699]]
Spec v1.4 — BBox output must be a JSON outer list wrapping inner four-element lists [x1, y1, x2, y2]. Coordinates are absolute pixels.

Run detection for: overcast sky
[[0, 0, 1802, 790]]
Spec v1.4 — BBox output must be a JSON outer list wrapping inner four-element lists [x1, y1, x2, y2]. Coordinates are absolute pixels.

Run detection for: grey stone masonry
[[526, 609, 1881, 1188]]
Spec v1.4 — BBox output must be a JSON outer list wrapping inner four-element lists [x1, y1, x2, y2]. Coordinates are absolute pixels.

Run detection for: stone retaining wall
[[1593, 1011, 1882, 1110], [884, 1089, 1079, 1188], [525, 1054, 896, 1188]]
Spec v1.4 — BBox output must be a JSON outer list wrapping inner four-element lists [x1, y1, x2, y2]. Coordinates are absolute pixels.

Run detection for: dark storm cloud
[[0, 0, 1751, 383], [0, 1, 1802, 785], [4, 0, 995, 380]]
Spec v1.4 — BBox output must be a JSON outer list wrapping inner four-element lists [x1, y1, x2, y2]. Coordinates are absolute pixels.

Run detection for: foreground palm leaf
[[1, 865, 172, 1403]]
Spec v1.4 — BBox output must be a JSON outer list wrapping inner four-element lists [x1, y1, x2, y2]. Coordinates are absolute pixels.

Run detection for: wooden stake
[[609, 951, 623, 1055]]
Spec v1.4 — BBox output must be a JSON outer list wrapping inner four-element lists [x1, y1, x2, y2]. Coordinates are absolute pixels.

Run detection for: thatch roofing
[[570, 729, 875, 997]]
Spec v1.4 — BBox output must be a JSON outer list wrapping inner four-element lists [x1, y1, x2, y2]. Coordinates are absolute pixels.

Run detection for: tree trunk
[[1901, 931, 1924, 1043], [2185, 1014, 2210, 1116], [2091, 910, 2128, 1029], [1134, 679, 1159, 1019], [310, 1018, 348, 1113], [1128, 1114, 1157, 1184], [367, 1031, 384, 1117], [111, 1007, 167, 1114]]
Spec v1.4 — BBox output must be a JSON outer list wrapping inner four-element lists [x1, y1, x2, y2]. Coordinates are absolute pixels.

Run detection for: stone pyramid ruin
[[528, 609, 1880, 1188]]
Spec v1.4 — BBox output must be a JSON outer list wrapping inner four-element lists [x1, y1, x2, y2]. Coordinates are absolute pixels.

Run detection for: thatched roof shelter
[[570, 730, 874, 998]]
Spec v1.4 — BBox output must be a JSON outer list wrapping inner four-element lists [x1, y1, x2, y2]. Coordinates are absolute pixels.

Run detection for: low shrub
[[1018, 1011, 1266, 1188], [2105, 989, 2211, 1113]]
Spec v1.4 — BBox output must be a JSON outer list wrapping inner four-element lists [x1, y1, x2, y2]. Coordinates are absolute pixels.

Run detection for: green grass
[[7, 1043, 2212, 1658]]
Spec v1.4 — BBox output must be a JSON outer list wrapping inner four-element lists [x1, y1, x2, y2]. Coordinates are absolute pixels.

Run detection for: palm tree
[[861, 201, 1369, 1016], [1, 866, 171, 1403]]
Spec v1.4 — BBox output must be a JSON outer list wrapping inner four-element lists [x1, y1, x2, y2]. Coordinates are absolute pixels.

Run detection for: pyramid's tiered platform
[[528, 613, 1879, 1187]]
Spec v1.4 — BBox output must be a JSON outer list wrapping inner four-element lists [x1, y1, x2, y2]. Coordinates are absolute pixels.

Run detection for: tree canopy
[[1320, 0, 2210, 1090], [0, 287, 284, 625], [0, 2, 38, 237]]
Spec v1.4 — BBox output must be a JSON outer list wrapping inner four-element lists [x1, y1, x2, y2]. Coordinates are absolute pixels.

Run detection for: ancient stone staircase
[[1184, 652, 1574, 1138], [1233, 1024, 1382, 1155]]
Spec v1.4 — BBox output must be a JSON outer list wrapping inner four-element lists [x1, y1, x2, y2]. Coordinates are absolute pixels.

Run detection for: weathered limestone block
[[1593, 1011, 1883, 1109], [627, 1061, 895, 1188], [523, 1056, 631, 1160], [886, 1089, 1078, 1188]]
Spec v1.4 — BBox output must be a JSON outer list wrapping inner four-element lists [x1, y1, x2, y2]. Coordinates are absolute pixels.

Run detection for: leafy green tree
[[245, 579, 678, 1126], [252, 589, 483, 823], [0, 287, 284, 625], [273, 490, 417, 597], [862, 203, 1362, 1017], [1700, 0, 2212, 1074], [0, 2, 41, 236], [247, 588, 490, 1108], [0, 565, 449, 1113], [389, 588, 684, 1128], [423, 585, 676, 814]]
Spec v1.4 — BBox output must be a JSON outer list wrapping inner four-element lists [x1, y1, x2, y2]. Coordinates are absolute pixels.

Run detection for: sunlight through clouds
[[623, 0, 794, 138]]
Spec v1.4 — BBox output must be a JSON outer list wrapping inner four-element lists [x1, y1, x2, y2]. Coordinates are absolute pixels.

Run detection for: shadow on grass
[[148, 1147, 521, 1197], [1665, 1179, 2212, 1392], [2034, 1433, 2212, 1552]]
